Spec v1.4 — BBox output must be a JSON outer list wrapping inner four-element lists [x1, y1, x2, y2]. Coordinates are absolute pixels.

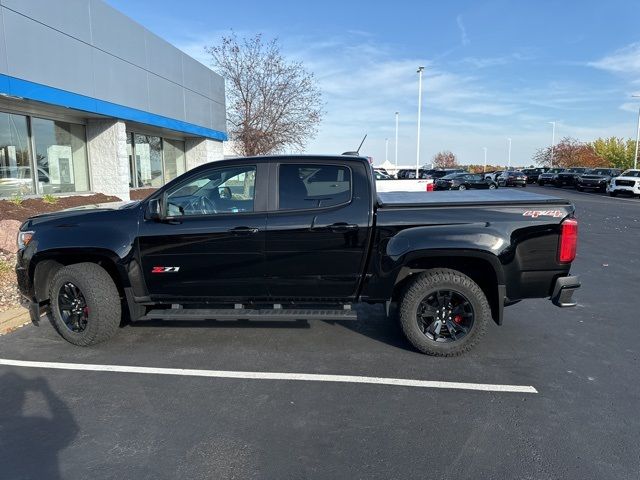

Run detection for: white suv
[[608, 169, 640, 197]]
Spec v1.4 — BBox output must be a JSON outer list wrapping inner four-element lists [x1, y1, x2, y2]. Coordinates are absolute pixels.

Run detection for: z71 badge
[[522, 210, 564, 218], [151, 266, 180, 273]]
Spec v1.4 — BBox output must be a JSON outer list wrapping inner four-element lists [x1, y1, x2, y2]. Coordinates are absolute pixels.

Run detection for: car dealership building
[[0, 0, 226, 200]]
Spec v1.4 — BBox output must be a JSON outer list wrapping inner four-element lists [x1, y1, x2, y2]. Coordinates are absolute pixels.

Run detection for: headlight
[[17, 231, 34, 250]]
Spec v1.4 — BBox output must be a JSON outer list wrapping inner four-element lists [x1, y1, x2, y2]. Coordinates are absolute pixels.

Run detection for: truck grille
[[615, 180, 635, 187]]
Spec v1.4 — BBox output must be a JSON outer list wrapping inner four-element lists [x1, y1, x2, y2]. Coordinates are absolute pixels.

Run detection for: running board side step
[[140, 308, 358, 322]]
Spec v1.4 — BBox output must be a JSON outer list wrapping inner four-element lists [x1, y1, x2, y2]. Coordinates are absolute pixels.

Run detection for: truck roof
[[377, 190, 571, 208]]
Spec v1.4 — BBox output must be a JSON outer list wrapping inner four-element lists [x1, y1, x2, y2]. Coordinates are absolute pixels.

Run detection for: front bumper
[[551, 275, 580, 307], [555, 177, 575, 186], [608, 183, 640, 194]]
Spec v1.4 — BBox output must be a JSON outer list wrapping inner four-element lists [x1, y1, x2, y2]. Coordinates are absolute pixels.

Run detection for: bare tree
[[432, 151, 459, 169], [206, 34, 323, 156]]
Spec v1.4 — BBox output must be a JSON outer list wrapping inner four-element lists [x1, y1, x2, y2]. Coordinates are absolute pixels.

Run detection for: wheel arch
[[391, 252, 504, 325], [31, 248, 128, 303]]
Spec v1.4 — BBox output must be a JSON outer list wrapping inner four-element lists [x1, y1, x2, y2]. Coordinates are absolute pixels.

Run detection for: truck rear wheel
[[48, 263, 121, 346], [398, 269, 490, 356]]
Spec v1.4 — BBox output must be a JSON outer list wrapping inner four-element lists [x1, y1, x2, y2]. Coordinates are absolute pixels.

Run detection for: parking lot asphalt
[[1, 184, 638, 479]]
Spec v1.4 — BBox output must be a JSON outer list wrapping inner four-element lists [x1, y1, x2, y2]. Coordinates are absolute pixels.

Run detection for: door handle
[[327, 222, 359, 233], [228, 226, 259, 235]]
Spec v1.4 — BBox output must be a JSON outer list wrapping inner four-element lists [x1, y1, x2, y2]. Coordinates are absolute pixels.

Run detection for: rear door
[[138, 162, 269, 301], [264, 159, 373, 299]]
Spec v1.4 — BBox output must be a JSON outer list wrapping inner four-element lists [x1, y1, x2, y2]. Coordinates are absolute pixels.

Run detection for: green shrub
[[9, 193, 23, 206], [0, 259, 11, 274], [42, 194, 58, 204]]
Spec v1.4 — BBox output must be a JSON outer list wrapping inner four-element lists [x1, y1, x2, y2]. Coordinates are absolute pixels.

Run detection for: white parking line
[[0, 358, 538, 394]]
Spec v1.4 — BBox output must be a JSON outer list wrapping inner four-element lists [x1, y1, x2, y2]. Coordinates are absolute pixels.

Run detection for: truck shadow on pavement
[[0, 372, 79, 480]]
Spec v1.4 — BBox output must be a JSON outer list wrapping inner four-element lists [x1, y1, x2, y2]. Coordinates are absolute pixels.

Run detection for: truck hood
[[25, 200, 140, 226], [580, 174, 609, 180]]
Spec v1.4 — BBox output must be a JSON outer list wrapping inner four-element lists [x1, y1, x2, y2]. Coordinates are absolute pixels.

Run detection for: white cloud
[[589, 42, 640, 75], [456, 15, 470, 47]]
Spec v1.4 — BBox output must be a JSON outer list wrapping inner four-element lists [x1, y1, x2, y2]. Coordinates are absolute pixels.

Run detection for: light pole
[[416, 66, 425, 177], [507, 138, 512, 168], [632, 95, 640, 170], [385, 138, 389, 163], [394, 112, 399, 167], [549, 122, 556, 167], [483, 147, 487, 173]]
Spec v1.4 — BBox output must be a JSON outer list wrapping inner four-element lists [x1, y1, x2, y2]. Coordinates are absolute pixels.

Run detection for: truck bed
[[377, 190, 571, 208]]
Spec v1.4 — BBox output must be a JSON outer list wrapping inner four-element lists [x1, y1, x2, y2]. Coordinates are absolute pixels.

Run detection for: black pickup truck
[[16, 155, 580, 356]]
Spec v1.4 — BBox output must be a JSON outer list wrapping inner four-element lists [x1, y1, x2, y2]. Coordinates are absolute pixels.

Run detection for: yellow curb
[[0, 307, 30, 335]]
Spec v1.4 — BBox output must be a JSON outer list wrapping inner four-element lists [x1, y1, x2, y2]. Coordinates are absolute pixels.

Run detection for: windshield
[[621, 170, 640, 177]]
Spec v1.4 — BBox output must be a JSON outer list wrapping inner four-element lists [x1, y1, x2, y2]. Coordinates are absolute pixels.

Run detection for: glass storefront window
[[127, 133, 135, 188], [163, 138, 186, 183], [32, 118, 89, 194], [134, 134, 163, 188], [0, 113, 33, 196]]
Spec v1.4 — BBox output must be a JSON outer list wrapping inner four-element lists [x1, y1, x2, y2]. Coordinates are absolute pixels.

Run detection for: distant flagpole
[[394, 112, 399, 167]]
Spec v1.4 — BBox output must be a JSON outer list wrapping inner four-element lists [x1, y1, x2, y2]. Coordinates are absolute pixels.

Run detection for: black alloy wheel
[[57, 282, 89, 332], [416, 290, 474, 343]]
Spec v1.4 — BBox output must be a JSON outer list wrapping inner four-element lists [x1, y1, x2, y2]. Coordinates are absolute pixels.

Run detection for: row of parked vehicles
[[378, 166, 640, 197], [535, 167, 640, 197], [377, 168, 528, 191]]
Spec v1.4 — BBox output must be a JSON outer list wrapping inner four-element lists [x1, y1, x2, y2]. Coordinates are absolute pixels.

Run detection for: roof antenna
[[342, 134, 367, 156], [356, 134, 367, 154]]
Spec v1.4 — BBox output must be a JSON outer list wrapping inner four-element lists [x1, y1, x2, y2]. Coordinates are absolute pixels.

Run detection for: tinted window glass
[[166, 165, 256, 216], [279, 164, 351, 210], [134, 134, 163, 188], [0, 112, 32, 196], [32, 118, 89, 194]]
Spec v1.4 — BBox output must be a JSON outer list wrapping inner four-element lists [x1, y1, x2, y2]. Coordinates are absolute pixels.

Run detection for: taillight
[[558, 218, 578, 263]]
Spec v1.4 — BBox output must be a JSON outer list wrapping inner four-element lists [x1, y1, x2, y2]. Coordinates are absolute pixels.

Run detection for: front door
[[265, 160, 372, 300], [138, 162, 268, 301]]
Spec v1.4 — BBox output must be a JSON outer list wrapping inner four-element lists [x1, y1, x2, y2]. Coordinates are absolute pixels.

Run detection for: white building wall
[[185, 137, 224, 169], [86, 119, 130, 200]]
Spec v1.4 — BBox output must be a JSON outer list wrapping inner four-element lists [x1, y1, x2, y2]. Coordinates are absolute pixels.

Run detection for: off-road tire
[[398, 269, 490, 356], [49, 263, 121, 346]]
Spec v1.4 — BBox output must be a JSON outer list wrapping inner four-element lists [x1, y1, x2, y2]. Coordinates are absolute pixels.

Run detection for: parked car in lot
[[435, 173, 498, 191], [576, 168, 621, 192], [397, 168, 432, 179], [374, 168, 393, 180], [484, 170, 504, 181], [537, 168, 566, 186], [497, 170, 527, 187], [553, 167, 589, 188], [608, 169, 640, 197], [426, 168, 467, 179], [522, 167, 549, 184], [16, 154, 580, 356]]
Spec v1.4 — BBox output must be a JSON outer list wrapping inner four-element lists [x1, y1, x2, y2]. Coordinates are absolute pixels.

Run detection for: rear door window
[[278, 164, 352, 210]]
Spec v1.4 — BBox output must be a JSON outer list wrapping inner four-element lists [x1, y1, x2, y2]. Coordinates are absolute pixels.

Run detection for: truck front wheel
[[398, 269, 490, 356], [48, 263, 121, 346]]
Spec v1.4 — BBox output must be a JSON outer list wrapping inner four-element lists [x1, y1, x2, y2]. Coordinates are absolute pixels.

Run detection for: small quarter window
[[278, 164, 351, 210]]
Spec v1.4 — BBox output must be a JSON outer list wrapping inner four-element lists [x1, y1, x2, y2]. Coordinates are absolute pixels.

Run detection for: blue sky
[[107, 0, 640, 166]]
